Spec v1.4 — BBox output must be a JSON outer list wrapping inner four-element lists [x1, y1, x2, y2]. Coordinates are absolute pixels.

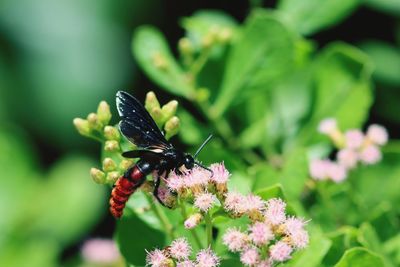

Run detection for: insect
[[109, 91, 212, 218]]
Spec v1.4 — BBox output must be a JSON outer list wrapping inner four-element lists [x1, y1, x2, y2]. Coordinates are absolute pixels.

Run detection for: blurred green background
[[0, 0, 399, 266]]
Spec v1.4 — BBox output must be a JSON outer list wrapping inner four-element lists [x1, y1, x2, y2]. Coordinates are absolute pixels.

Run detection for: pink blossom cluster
[[222, 198, 309, 266], [163, 162, 230, 229], [146, 237, 220, 267], [310, 118, 388, 182]]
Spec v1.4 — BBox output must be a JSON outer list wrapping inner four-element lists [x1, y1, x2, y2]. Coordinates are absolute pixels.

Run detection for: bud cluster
[[145, 91, 180, 140], [222, 198, 309, 266], [310, 118, 388, 182], [146, 237, 220, 267]]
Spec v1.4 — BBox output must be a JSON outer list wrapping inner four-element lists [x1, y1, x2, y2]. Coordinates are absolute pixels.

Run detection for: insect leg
[[153, 170, 174, 208]]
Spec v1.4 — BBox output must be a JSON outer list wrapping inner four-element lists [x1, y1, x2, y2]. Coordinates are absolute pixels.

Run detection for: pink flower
[[224, 192, 246, 214], [258, 259, 272, 267], [345, 130, 364, 149], [146, 248, 168, 267], [176, 260, 195, 267], [318, 118, 337, 134], [269, 241, 293, 262], [265, 198, 286, 225], [196, 248, 220, 267], [81, 238, 120, 264], [240, 248, 260, 266], [194, 192, 216, 212], [222, 228, 248, 252], [290, 229, 309, 249], [359, 145, 382, 164], [309, 159, 330, 180], [249, 222, 273, 246], [327, 162, 347, 183], [185, 167, 210, 188], [244, 194, 265, 213], [337, 149, 358, 169], [367, 124, 388, 145], [184, 213, 203, 229], [170, 238, 191, 260], [210, 162, 230, 184], [167, 172, 185, 191], [283, 217, 306, 236]]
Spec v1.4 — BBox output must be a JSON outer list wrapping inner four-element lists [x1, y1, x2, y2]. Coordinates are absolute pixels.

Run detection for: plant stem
[[179, 199, 203, 249], [204, 212, 213, 248], [146, 194, 175, 240], [189, 47, 212, 77]]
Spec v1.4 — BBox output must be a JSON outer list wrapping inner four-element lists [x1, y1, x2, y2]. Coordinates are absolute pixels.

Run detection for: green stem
[[179, 199, 203, 249], [189, 47, 212, 77], [205, 213, 213, 248], [146, 194, 175, 240]]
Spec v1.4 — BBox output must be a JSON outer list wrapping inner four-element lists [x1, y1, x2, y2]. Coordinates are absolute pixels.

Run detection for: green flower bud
[[145, 91, 160, 112], [150, 107, 164, 127], [164, 116, 180, 140], [73, 118, 91, 136], [161, 100, 178, 120], [217, 28, 233, 43], [106, 171, 120, 184], [104, 126, 120, 141], [151, 52, 168, 70], [195, 88, 210, 102], [104, 140, 120, 152], [97, 101, 112, 125], [119, 159, 134, 171], [90, 168, 106, 184], [178, 37, 193, 54], [103, 157, 117, 172], [87, 113, 102, 131]]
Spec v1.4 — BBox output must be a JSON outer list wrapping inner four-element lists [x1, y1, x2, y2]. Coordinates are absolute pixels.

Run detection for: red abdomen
[[109, 166, 144, 218]]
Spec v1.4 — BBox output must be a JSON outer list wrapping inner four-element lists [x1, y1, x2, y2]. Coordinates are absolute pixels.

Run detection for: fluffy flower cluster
[[310, 118, 388, 182], [222, 198, 309, 266], [158, 162, 230, 228], [146, 237, 220, 267], [81, 238, 121, 264]]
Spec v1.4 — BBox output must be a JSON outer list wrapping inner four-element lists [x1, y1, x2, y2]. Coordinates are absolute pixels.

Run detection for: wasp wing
[[116, 91, 171, 150]]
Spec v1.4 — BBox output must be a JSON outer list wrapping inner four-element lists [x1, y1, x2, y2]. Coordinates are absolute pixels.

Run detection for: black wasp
[[109, 91, 212, 218]]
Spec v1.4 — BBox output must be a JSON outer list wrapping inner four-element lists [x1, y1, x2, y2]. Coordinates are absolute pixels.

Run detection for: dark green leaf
[[116, 214, 165, 266], [364, 0, 400, 16]]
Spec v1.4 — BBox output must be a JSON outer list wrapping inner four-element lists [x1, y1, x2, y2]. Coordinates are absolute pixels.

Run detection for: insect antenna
[[194, 161, 213, 176], [194, 134, 213, 158]]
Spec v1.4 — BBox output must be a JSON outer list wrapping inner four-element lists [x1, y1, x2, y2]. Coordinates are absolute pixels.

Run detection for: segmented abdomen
[[109, 165, 144, 218]]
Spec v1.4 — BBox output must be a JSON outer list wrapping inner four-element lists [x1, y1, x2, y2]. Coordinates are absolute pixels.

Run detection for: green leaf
[[359, 41, 400, 86], [31, 156, 106, 245], [284, 226, 331, 267], [251, 163, 280, 191], [364, 0, 400, 16], [384, 234, 400, 265], [297, 43, 373, 145], [255, 183, 286, 200], [334, 247, 385, 267], [212, 9, 296, 117], [279, 148, 308, 200], [132, 26, 194, 98], [116, 214, 165, 266], [177, 108, 209, 145], [277, 0, 361, 35], [324, 226, 360, 266]]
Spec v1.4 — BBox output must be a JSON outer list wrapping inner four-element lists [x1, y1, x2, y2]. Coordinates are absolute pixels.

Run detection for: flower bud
[[150, 107, 164, 127], [196, 88, 210, 102], [104, 140, 120, 152], [161, 100, 178, 120], [119, 159, 134, 171], [90, 168, 106, 184], [184, 213, 203, 229], [152, 52, 168, 70], [106, 171, 120, 184], [87, 113, 102, 131], [164, 116, 180, 140], [104, 126, 120, 141], [103, 157, 117, 172], [73, 118, 91, 136], [97, 101, 112, 125], [145, 91, 161, 112], [178, 37, 193, 55], [217, 28, 233, 43]]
